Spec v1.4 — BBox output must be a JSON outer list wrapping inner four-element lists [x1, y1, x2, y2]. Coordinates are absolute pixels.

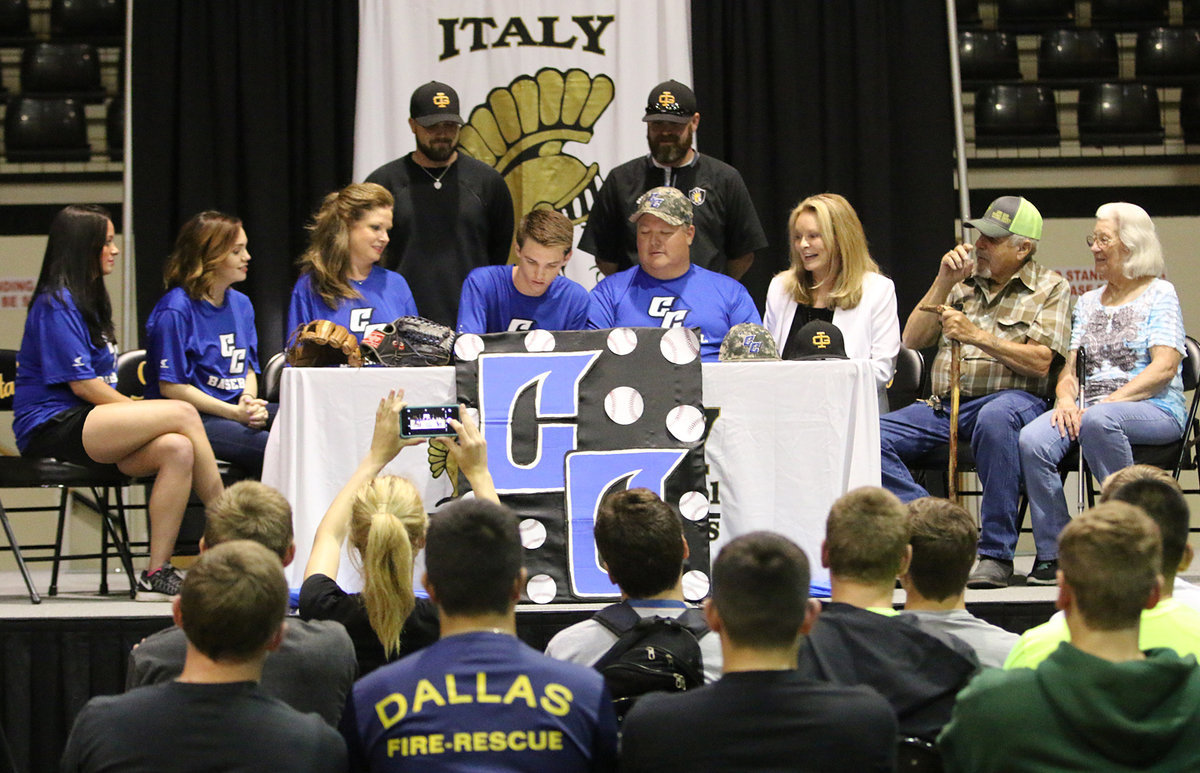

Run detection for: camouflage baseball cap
[[720, 323, 781, 361], [628, 186, 693, 226]]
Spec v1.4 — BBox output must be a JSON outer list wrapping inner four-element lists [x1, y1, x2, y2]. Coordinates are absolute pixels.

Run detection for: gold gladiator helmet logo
[[459, 68, 615, 266], [427, 440, 460, 501], [432, 92, 451, 108]]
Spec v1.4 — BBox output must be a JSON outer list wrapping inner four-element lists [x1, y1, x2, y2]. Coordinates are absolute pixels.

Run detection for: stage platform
[[0, 557, 1091, 771]]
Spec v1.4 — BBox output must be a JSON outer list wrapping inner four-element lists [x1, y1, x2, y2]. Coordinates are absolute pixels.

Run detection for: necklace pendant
[[433, 180, 442, 190]]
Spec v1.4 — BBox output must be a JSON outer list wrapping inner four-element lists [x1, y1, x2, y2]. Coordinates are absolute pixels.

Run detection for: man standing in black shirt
[[580, 79, 766, 280], [365, 81, 514, 328]]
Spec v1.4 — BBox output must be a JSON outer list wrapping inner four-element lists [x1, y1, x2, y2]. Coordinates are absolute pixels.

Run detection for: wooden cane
[[1076, 347, 1087, 511], [949, 339, 962, 502]]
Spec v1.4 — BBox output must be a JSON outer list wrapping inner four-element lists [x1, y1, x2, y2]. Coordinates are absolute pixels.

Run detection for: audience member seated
[[797, 487, 979, 740], [940, 503, 1200, 771], [879, 196, 1072, 590], [620, 532, 897, 772], [13, 205, 225, 600], [762, 193, 900, 413], [286, 183, 418, 344], [456, 209, 589, 334], [900, 497, 1019, 668], [127, 481, 356, 726], [1005, 476, 1200, 668], [587, 186, 761, 361], [61, 541, 346, 772], [299, 389, 495, 675], [340, 499, 618, 771], [1020, 202, 1185, 584], [144, 211, 275, 478], [545, 488, 722, 682], [1101, 464, 1200, 610]]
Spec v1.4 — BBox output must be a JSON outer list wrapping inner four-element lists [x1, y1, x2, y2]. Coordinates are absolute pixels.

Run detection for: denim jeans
[[201, 402, 279, 479], [1019, 400, 1182, 559], [880, 390, 1049, 560]]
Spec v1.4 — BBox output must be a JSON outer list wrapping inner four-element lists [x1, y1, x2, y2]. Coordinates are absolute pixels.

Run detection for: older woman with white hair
[[1018, 202, 1186, 584]]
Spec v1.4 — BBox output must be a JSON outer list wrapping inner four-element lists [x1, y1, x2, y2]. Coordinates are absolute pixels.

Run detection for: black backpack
[[591, 602, 708, 721]]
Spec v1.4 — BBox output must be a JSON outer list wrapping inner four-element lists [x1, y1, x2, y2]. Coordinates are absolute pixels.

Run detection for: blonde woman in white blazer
[[763, 193, 901, 415]]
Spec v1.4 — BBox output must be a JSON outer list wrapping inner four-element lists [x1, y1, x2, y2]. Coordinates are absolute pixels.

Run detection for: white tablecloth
[[263, 360, 880, 590], [702, 360, 881, 589]]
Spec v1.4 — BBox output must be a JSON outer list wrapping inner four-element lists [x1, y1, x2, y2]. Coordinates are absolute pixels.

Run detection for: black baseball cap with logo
[[787, 320, 848, 361], [643, 80, 697, 124], [411, 81, 464, 127]]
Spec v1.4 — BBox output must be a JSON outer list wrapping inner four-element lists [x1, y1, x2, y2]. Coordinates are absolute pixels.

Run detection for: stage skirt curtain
[[0, 617, 173, 772]]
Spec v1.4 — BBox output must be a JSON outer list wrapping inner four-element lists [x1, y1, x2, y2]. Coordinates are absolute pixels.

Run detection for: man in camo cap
[[588, 186, 761, 362]]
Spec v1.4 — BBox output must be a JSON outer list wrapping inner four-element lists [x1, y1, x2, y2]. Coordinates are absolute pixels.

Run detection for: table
[[262, 360, 880, 591]]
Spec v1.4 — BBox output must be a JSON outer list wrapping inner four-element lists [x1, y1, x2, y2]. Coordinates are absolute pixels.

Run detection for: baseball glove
[[360, 316, 455, 367], [285, 320, 362, 367]]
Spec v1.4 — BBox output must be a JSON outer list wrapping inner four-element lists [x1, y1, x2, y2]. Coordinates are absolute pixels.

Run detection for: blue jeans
[[1019, 401, 1182, 559], [201, 403, 279, 479], [880, 390, 1049, 560]]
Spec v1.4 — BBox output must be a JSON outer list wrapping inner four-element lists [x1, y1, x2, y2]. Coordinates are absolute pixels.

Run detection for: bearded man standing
[[580, 80, 766, 280], [365, 81, 515, 328]]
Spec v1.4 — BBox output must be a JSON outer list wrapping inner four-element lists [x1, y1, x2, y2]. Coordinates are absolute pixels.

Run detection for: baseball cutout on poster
[[454, 333, 485, 362], [606, 327, 638, 356], [604, 386, 645, 426], [678, 490, 709, 521], [660, 327, 700, 365], [666, 404, 705, 443], [524, 329, 556, 352], [682, 570, 710, 601], [519, 518, 547, 550], [526, 573, 557, 604]]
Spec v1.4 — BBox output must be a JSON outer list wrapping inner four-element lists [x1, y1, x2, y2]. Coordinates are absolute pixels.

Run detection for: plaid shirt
[[930, 258, 1072, 398]]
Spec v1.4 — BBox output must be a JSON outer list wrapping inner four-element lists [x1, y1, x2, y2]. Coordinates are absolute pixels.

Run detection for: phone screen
[[400, 405, 458, 437]]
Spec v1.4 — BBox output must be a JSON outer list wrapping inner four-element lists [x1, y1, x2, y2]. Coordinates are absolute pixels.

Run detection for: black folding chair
[[0, 349, 136, 603]]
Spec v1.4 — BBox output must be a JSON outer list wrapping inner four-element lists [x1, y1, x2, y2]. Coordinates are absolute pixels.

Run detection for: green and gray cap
[[719, 323, 781, 361], [628, 186, 693, 226], [966, 196, 1042, 240]]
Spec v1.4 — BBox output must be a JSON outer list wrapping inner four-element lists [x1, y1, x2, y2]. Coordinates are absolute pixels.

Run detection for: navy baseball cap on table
[[411, 81, 464, 127], [643, 80, 697, 124]]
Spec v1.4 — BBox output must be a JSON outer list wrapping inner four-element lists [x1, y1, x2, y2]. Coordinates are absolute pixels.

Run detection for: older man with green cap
[[878, 195, 1073, 589], [587, 186, 761, 362]]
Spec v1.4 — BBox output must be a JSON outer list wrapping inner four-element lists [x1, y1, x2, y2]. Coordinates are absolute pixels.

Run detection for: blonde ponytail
[[349, 476, 428, 657]]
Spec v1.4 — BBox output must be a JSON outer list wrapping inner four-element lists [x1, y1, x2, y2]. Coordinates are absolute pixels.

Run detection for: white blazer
[[763, 271, 901, 415]]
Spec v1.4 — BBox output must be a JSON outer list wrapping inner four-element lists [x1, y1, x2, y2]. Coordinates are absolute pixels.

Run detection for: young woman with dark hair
[[14, 205, 225, 599]]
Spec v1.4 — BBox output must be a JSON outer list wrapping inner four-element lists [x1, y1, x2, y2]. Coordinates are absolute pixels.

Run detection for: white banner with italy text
[[354, 0, 692, 287]]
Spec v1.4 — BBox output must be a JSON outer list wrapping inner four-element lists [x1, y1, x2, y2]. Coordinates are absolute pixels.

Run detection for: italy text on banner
[[353, 0, 692, 285]]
